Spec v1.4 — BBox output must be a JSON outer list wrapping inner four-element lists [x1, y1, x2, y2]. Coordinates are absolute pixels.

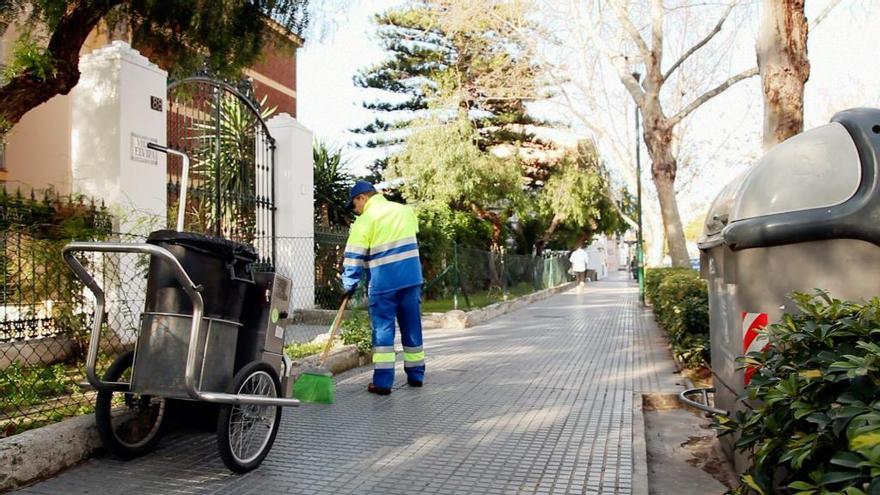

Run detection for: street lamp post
[[633, 72, 645, 306]]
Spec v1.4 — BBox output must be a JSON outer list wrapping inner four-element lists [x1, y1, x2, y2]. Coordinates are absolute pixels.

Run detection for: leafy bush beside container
[[646, 267, 710, 368], [645, 267, 695, 305], [714, 292, 880, 495]]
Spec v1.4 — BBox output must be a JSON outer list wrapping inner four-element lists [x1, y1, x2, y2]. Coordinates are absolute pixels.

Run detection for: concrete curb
[[423, 282, 578, 329], [1, 283, 578, 491], [0, 344, 369, 494], [632, 393, 650, 495], [0, 413, 102, 493], [287, 282, 578, 330], [287, 344, 369, 380]]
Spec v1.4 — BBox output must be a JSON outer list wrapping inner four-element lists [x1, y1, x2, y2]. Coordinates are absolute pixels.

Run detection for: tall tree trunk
[[535, 214, 563, 255], [644, 122, 690, 267], [470, 204, 503, 248], [757, 0, 809, 150], [653, 171, 689, 267]]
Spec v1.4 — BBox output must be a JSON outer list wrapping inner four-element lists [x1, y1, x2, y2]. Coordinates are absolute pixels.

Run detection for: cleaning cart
[[62, 144, 300, 473]]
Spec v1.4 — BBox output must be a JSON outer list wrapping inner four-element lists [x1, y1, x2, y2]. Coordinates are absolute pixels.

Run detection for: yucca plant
[[313, 141, 354, 227]]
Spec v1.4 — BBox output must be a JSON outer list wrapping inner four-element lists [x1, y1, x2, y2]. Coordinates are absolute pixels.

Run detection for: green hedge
[[646, 267, 710, 368], [715, 292, 880, 494], [645, 267, 696, 304]]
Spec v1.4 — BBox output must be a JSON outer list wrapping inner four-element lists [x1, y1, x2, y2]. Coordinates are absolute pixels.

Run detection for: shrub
[[714, 291, 880, 495], [340, 312, 372, 355], [645, 267, 695, 304], [649, 269, 710, 368], [283, 341, 326, 360], [0, 362, 71, 412]]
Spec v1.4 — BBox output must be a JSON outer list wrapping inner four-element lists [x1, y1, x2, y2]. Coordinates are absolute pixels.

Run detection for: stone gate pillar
[[70, 41, 168, 344], [267, 113, 314, 310], [71, 41, 167, 234]]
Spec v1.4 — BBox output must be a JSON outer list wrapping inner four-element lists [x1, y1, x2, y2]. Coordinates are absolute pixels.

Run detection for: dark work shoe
[[407, 379, 423, 387], [367, 383, 391, 395]]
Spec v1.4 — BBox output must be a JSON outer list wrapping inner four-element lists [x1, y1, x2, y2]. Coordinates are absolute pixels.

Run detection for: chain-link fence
[[421, 244, 571, 311], [307, 227, 572, 311], [0, 229, 147, 437], [1, 222, 572, 437]]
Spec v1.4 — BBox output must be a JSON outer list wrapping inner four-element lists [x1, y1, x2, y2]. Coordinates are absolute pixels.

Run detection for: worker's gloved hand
[[343, 287, 357, 298]]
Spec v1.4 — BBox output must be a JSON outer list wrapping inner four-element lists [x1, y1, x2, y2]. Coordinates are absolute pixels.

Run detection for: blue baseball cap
[[346, 181, 377, 210]]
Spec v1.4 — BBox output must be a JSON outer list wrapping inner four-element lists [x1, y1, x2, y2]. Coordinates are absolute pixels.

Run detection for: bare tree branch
[[568, 0, 626, 59], [663, 0, 738, 81], [810, 0, 842, 30], [650, 0, 665, 68], [608, 0, 652, 59], [557, 0, 646, 108], [669, 66, 758, 127], [610, 55, 648, 109]]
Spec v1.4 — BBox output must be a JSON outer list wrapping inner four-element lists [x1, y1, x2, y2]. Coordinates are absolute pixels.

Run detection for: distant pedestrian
[[569, 244, 589, 291]]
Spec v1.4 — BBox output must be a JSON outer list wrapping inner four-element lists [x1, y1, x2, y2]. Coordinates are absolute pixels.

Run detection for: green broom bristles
[[293, 368, 335, 404]]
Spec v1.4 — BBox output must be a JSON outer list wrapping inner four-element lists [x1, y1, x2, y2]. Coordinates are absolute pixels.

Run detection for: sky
[[296, 1, 880, 231], [296, 0, 406, 175]]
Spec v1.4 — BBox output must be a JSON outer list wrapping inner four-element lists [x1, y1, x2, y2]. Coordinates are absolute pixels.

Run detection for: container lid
[[147, 230, 258, 261], [729, 122, 861, 222], [701, 171, 745, 238], [706, 108, 880, 252]]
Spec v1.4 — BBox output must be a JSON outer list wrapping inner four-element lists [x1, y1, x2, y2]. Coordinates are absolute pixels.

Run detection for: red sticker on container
[[742, 312, 769, 385]]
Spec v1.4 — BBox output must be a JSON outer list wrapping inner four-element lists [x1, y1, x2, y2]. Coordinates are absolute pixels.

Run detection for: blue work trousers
[[369, 285, 425, 388]]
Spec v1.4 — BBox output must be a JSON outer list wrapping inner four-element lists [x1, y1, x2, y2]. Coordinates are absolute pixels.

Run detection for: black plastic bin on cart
[[144, 230, 257, 321]]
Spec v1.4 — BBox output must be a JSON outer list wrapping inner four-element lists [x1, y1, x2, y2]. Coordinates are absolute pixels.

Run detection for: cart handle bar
[[62, 242, 299, 408], [146, 143, 189, 232]]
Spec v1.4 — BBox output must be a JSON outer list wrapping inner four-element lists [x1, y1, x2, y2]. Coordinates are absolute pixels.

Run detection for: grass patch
[[421, 282, 542, 313], [284, 341, 327, 360]]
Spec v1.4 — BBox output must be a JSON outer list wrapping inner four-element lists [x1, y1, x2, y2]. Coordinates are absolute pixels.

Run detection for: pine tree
[[351, 0, 553, 184]]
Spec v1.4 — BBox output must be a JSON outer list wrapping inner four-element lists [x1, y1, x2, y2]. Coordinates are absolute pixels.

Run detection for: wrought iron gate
[[166, 77, 276, 269]]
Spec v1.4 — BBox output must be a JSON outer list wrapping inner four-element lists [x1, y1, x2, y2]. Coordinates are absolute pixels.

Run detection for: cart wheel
[[95, 351, 167, 459], [217, 362, 283, 473]]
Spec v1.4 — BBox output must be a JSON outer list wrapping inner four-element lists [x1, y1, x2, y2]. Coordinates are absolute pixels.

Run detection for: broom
[[292, 294, 350, 404]]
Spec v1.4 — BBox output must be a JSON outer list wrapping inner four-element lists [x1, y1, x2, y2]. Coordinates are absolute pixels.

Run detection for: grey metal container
[[699, 107, 880, 472], [131, 313, 241, 399]]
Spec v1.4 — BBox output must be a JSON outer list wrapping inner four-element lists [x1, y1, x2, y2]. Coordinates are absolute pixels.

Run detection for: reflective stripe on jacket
[[341, 195, 423, 295]]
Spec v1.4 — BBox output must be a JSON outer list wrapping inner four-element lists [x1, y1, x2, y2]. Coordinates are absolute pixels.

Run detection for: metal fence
[[421, 244, 572, 311], [1, 225, 571, 437], [166, 77, 278, 269], [307, 228, 572, 311], [0, 229, 146, 437]]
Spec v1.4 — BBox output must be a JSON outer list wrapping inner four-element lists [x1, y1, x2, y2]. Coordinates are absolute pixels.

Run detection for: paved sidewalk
[[16, 273, 681, 495]]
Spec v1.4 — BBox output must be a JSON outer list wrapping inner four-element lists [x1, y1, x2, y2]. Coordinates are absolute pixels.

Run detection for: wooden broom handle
[[320, 294, 350, 364]]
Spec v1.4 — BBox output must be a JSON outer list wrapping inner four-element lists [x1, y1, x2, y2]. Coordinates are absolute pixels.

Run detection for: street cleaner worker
[[341, 181, 425, 395]]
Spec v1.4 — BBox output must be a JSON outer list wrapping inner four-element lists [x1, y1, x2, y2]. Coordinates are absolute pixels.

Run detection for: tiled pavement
[[16, 272, 681, 495]]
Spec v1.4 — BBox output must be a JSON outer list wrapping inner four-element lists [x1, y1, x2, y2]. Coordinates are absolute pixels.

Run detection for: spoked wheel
[[95, 351, 167, 459], [217, 362, 283, 473]]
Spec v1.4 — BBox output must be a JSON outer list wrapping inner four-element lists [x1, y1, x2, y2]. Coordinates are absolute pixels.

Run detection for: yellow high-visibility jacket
[[341, 195, 423, 295]]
